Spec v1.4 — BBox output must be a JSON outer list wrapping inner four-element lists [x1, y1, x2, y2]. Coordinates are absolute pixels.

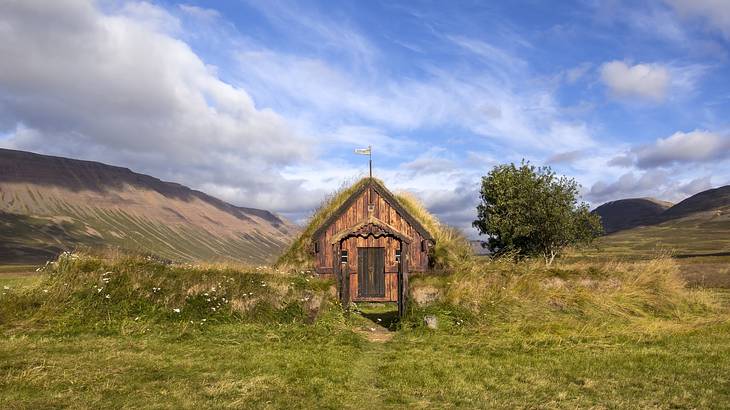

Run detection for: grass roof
[[276, 178, 471, 269]]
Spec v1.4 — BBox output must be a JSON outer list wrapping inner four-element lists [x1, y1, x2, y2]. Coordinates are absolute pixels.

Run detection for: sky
[[1, 0, 729, 236]]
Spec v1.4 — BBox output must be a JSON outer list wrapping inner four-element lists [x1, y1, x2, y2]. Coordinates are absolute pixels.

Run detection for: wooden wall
[[313, 185, 430, 302]]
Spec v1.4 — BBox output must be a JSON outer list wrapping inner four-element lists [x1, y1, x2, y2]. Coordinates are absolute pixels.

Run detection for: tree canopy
[[473, 162, 603, 265]]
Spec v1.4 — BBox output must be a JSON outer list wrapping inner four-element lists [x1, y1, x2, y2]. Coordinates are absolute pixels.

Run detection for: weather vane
[[354, 145, 372, 179]]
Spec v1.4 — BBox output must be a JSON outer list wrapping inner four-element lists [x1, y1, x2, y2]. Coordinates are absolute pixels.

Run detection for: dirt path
[[353, 320, 395, 342]]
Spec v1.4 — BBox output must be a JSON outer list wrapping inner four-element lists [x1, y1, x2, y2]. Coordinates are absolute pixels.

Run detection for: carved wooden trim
[[330, 216, 412, 244]]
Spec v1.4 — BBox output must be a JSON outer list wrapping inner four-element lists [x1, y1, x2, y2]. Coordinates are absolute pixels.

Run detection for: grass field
[[567, 212, 730, 289], [1, 310, 729, 408], [1, 253, 729, 408]]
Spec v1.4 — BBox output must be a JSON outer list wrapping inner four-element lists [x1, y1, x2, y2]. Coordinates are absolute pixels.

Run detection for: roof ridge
[[311, 178, 434, 242]]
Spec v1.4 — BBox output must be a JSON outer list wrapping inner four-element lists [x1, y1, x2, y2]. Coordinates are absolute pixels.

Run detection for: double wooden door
[[357, 247, 385, 297]]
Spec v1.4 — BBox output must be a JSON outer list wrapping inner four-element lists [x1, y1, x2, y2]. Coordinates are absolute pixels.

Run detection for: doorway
[[357, 247, 385, 298]]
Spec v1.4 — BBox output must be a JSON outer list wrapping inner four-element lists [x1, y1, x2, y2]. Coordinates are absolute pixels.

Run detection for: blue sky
[[1, 0, 729, 234]]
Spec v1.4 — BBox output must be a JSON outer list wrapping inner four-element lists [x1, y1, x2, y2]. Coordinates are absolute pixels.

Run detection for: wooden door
[[357, 247, 385, 297]]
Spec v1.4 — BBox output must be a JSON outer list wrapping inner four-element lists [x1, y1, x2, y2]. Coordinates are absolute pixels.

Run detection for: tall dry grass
[[0, 252, 338, 333], [409, 256, 720, 331]]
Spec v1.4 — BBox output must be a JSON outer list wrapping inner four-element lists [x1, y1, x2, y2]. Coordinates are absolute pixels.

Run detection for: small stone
[[424, 315, 438, 330]]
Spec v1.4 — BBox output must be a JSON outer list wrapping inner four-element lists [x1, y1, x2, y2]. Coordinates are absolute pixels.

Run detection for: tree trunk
[[545, 249, 557, 266]]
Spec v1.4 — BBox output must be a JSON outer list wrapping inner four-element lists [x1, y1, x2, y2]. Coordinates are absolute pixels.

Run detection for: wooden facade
[[311, 179, 434, 315]]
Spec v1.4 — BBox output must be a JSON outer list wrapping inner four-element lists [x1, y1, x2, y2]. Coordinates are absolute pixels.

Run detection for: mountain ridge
[[0, 148, 295, 264], [594, 185, 730, 234]]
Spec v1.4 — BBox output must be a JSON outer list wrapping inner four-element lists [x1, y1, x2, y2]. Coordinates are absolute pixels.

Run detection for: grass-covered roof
[[277, 177, 471, 268]]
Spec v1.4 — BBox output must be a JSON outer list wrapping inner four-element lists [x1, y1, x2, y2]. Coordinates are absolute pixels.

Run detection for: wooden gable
[[311, 179, 434, 280]]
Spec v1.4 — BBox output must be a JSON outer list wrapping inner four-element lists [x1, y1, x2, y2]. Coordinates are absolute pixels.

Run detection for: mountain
[[657, 185, 730, 222], [594, 185, 730, 259], [593, 198, 674, 233], [0, 148, 296, 264]]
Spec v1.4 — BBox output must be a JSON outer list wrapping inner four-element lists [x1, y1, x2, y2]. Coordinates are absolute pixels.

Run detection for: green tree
[[473, 162, 603, 265]]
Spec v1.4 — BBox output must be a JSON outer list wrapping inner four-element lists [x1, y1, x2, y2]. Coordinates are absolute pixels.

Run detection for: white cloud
[[634, 130, 730, 168], [587, 169, 719, 205], [666, 0, 730, 40], [564, 63, 592, 84], [178, 4, 221, 21], [235, 41, 595, 153], [600, 61, 671, 102], [0, 0, 315, 212], [599, 60, 708, 103], [547, 150, 585, 164]]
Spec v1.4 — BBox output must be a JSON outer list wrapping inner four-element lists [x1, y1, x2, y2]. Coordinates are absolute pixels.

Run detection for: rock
[[411, 285, 441, 306], [424, 315, 438, 330]]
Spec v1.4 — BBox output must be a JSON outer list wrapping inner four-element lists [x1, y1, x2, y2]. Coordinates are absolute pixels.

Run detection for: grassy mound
[[0, 252, 339, 333], [408, 256, 720, 332]]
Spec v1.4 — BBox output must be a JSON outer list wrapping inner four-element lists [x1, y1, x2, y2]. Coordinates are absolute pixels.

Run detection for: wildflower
[[173, 308, 181, 313], [43, 289, 49, 293], [201, 318, 206, 322], [134, 316, 140, 321], [2, 286, 9, 290], [211, 307, 216, 311], [105, 294, 110, 299]]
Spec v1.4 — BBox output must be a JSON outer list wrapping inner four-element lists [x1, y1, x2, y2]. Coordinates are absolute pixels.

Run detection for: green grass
[[0, 274, 43, 290], [2, 318, 729, 408], [0, 265, 43, 290], [0, 265, 38, 274], [2, 253, 729, 408]]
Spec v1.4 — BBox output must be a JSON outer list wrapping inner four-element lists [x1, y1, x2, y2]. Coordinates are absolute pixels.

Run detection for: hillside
[[593, 197, 673, 233], [594, 185, 730, 269], [0, 148, 296, 264], [658, 185, 730, 222]]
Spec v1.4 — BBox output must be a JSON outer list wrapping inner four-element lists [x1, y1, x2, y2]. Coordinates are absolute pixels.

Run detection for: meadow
[[1, 252, 729, 409]]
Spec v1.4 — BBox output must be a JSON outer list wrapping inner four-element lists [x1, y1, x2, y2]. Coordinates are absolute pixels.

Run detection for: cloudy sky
[[1, 0, 729, 235]]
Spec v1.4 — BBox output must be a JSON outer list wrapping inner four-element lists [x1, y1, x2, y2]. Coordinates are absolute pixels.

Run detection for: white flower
[[134, 316, 140, 321], [105, 294, 110, 299], [173, 308, 181, 313], [3, 286, 9, 290], [43, 289, 49, 293], [201, 318, 206, 322]]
